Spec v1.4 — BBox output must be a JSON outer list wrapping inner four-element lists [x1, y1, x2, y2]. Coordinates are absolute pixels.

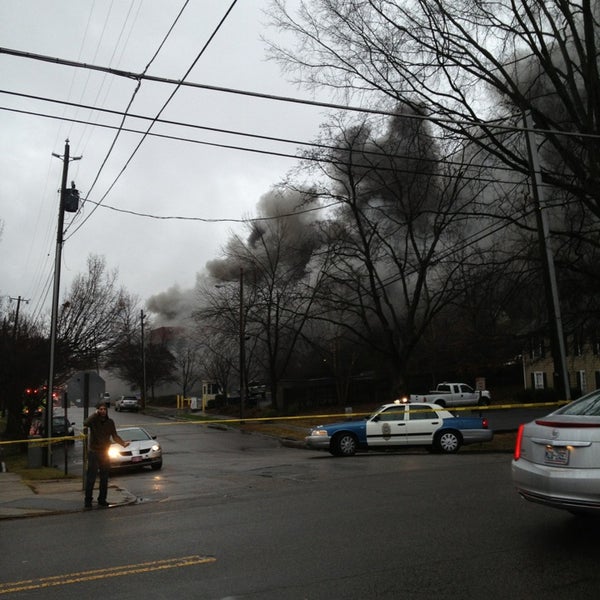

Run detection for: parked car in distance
[[39, 415, 75, 442], [100, 392, 111, 407], [409, 382, 491, 407], [305, 400, 492, 456], [512, 389, 600, 515], [52, 416, 75, 438], [108, 426, 162, 470], [114, 395, 140, 412]]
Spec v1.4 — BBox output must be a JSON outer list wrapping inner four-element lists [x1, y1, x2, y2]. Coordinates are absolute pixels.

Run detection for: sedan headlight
[[108, 447, 121, 459], [151, 444, 161, 452], [310, 429, 328, 437]]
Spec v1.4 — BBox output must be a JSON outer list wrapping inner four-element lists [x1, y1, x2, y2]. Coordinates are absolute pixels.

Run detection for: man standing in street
[[84, 401, 129, 508]]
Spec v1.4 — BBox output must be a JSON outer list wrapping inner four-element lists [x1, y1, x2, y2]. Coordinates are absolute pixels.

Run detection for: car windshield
[[370, 405, 394, 419], [553, 390, 600, 416], [369, 404, 409, 420], [118, 428, 151, 442]]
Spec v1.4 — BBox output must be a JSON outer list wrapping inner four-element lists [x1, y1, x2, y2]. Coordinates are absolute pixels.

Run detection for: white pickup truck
[[409, 383, 491, 407]]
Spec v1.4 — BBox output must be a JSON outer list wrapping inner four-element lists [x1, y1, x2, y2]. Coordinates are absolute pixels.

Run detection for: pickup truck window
[[438, 384, 451, 393], [459, 385, 474, 393]]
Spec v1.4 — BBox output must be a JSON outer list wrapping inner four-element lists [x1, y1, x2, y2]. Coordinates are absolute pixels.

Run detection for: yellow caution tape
[[0, 400, 569, 446]]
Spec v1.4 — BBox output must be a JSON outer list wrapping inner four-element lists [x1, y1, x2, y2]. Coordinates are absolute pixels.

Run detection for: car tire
[[151, 459, 163, 470], [434, 399, 446, 408], [435, 430, 461, 453], [330, 433, 357, 457]]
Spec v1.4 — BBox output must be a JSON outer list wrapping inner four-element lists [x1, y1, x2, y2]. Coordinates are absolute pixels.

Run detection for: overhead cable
[[65, 0, 240, 240], [2, 45, 598, 141]]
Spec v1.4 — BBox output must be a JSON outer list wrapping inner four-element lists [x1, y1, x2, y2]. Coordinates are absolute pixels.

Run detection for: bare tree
[[105, 324, 177, 400], [198, 332, 236, 401], [0, 254, 137, 436], [268, 0, 600, 217], [171, 334, 202, 398], [204, 187, 325, 409], [56, 254, 138, 380], [293, 110, 494, 391], [266, 0, 600, 397]]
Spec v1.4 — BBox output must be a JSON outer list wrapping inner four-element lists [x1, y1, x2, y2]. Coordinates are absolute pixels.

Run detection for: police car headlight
[[310, 429, 328, 437]]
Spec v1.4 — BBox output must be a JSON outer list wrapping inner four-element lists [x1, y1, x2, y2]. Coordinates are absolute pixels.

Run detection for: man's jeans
[[85, 449, 110, 504]]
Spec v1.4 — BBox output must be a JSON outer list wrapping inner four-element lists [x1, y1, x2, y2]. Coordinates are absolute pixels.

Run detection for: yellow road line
[[0, 555, 216, 595]]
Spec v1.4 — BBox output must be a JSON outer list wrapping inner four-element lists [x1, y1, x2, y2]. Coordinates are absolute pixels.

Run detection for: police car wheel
[[435, 430, 461, 453], [331, 433, 357, 457]]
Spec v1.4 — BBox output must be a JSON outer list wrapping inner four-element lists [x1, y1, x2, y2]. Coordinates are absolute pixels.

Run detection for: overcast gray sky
[[0, 0, 330, 322]]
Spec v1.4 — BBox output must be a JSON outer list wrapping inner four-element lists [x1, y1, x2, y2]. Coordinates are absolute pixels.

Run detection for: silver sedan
[[108, 426, 163, 471], [512, 389, 600, 515]]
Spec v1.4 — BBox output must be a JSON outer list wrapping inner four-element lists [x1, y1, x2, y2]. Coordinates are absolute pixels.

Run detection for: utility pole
[[141, 310, 147, 409], [4, 296, 28, 418], [9, 295, 29, 342], [523, 112, 570, 401], [239, 267, 246, 422], [46, 140, 81, 466]]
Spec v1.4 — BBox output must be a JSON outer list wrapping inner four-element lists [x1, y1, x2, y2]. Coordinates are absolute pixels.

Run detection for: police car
[[305, 400, 492, 456]]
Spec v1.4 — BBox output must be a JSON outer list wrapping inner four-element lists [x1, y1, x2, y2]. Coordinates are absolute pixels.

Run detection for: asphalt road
[[3, 406, 599, 599]]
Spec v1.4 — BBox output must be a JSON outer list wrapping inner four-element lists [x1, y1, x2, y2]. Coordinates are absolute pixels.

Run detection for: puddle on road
[[250, 464, 317, 482]]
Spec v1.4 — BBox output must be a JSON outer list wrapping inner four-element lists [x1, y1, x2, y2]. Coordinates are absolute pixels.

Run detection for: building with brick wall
[[522, 334, 600, 395]]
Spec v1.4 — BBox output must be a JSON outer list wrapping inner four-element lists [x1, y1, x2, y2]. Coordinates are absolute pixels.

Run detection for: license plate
[[131, 456, 142, 463], [544, 446, 569, 465]]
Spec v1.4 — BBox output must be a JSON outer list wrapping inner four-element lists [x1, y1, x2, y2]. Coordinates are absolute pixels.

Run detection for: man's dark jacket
[[84, 413, 125, 453]]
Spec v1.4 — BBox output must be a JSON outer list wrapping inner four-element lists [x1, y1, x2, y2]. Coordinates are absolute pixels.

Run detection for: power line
[[0, 89, 537, 179], [5, 102, 577, 227], [1, 105, 542, 195], [64, 0, 193, 236], [3, 45, 599, 142], [66, 0, 240, 239], [15, 1, 193, 315], [85, 197, 343, 223]]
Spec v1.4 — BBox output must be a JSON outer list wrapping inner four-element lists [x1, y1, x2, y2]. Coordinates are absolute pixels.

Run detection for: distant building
[[149, 326, 185, 344], [522, 333, 600, 395]]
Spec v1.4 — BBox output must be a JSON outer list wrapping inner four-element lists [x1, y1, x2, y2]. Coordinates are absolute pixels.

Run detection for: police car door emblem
[[382, 422, 391, 440]]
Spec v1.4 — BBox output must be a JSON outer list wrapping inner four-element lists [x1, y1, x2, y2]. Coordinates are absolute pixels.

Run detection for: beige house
[[522, 335, 600, 395]]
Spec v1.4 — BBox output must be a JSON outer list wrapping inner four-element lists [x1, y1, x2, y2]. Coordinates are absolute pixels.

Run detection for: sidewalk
[[0, 472, 137, 520], [0, 407, 306, 520]]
